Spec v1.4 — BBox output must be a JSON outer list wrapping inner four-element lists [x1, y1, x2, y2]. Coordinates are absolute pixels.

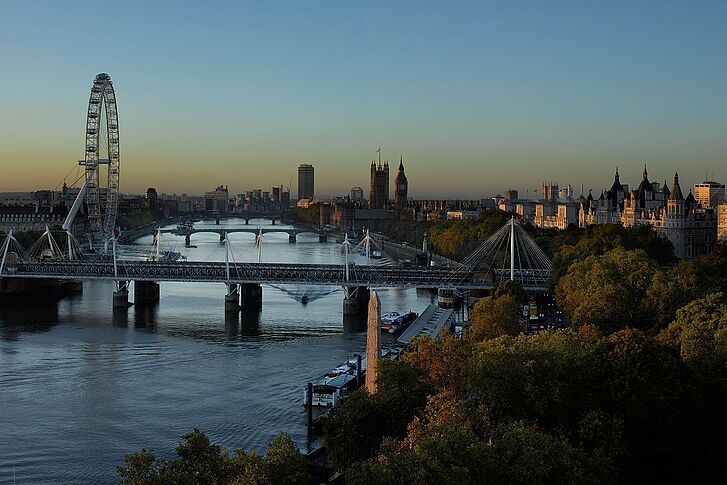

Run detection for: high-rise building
[[272, 186, 281, 203], [204, 185, 229, 212], [298, 163, 315, 200], [369, 160, 389, 209], [394, 155, 408, 213], [350, 186, 364, 202], [281, 189, 291, 208], [541, 182, 559, 202], [718, 202, 727, 242], [145, 187, 158, 211], [694, 181, 725, 208]]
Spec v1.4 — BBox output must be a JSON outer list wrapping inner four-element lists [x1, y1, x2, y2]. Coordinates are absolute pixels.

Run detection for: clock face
[[399, 183, 406, 191]]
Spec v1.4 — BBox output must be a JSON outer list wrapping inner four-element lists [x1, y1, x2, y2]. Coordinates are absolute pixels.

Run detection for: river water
[[0, 218, 436, 484]]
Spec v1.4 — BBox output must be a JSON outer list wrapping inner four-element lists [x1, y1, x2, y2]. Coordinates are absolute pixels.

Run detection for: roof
[[669, 173, 684, 201], [398, 304, 454, 345]]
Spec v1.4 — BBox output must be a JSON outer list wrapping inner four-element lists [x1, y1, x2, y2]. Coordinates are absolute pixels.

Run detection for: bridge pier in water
[[241, 283, 263, 310], [343, 286, 370, 318], [113, 281, 131, 308], [319, 233, 328, 243], [185, 234, 191, 247], [134, 281, 160, 305], [225, 284, 241, 313], [289, 233, 296, 243]]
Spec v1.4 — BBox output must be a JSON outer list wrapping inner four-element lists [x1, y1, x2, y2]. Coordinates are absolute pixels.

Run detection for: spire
[[399, 155, 404, 170], [615, 166, 620, 183], [642, 164, 648, 180], [669, 172, 684, 201]]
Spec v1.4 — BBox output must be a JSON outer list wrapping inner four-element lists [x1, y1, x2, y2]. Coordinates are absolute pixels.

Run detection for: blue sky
[[1, 0, 726, 197]]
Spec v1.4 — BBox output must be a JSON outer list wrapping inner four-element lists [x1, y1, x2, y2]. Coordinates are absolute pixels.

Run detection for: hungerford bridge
[[0, 218, 552, 315], [0, 73, 551, 316]]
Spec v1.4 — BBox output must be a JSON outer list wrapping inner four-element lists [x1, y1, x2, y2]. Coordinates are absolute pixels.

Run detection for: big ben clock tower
[[394, 155, 408, 215]]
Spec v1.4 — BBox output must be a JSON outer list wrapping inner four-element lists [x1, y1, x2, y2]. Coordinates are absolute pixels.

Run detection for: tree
[[261, 433, 312, 485], [658, 292, 727, 373], [549, 224, 675, 286], [117, 429, 310, 485], [646, 258, 723, 327], [555, 248, 657, 331], [323, 359, 434, 470], [493, 279, 528, 303], [469, 294, 521, 341]]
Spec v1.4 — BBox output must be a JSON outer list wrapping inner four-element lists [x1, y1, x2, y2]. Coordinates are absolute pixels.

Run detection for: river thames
[[0, 218, 436, 484]]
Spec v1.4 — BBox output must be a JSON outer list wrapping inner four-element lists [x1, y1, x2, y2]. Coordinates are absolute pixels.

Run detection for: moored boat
[[304, 355, 366, 407]]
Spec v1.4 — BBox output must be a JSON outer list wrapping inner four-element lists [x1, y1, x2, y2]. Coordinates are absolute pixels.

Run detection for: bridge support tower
[[343, 286, 370, 317], [134, 280, 160, 305], [113, 281, 131, 308]]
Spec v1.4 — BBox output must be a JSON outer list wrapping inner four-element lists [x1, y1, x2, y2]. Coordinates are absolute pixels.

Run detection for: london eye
[[83, 73, 120, 244]]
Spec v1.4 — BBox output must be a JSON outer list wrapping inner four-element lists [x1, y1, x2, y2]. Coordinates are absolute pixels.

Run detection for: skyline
[[1, 1, 726, 197]]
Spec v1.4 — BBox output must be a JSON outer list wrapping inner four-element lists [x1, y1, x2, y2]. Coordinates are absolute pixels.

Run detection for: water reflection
[[0, 218, 441, 484]]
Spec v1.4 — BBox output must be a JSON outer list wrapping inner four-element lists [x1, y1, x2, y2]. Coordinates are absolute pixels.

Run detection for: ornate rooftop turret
[[669, 173, 684, 201]]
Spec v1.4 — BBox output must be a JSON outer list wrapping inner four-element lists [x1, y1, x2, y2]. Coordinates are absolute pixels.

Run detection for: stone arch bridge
[[162, 227, 328, 247]]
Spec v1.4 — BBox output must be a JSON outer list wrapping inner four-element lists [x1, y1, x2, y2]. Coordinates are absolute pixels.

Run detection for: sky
[[1, 0, 726, 198]]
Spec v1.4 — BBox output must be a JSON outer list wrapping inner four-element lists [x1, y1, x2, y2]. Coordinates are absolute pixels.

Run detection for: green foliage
[[659, 292, 727, 374], [468, 294, 522, 341], [645, 257, 724, 325], [118, 210, 163, 230], [427, 210, 510, 259], [493, 279, 528, 303], [322, 359, 434, 470], [117, 429, 310, 485], [549, 224, 675, 285], [365, 219, 436, 248], [555, 248, 657, 331], [284, 206, 320, 227]]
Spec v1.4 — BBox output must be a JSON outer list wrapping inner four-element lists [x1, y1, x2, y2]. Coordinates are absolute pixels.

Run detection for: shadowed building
[[297, 164, 314, 201], [369, 161, 389, 209], [394, 156, 408, 215]]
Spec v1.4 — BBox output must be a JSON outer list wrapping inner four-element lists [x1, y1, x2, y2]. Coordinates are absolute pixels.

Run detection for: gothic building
[[394, 156, 408, 214], [369, 160, 389, 209], [578, 166, 717, 259], [645, 173, 717, 259]]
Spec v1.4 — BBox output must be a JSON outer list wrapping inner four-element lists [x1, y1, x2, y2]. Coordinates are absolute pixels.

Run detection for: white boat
[[304, 355, 366, 407], [380, 312, 402, 332]]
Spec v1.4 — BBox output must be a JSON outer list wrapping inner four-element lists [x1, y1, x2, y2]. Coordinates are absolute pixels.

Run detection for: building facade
[[297, 163, 314, 201], [393, 156, 408, 214], [694, 181, 725, 209], [718, 202, 727, 242], [369, 160, 389, 209]]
